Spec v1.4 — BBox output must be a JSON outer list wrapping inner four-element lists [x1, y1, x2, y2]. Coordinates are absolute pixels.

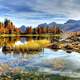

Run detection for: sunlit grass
[[2, 40, 51, 54], [14, 39, 51, 52]]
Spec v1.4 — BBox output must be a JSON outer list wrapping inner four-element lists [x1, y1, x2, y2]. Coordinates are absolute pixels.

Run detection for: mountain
[[38, 23, 48, 28], [48, 22, 57, 27], [63, 19, 80, 32], [20, 19, 80, 32], [65, 19, 76, 24], [37, 22, 58, 28], [20, 25, 26, 33]]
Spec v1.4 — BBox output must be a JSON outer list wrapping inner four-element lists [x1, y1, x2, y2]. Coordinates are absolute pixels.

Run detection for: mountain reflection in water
[[0, 36, 80, 80]]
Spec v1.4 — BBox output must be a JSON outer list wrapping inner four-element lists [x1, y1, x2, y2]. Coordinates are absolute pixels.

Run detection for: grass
[[8, 39, 51, 54], [14, 39, 51, 50], [2, 37, 53, 54], [0, 34, 61, 37]]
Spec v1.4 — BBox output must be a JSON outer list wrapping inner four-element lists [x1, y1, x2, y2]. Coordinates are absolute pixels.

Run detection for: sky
[[0, 0, 80, 27]]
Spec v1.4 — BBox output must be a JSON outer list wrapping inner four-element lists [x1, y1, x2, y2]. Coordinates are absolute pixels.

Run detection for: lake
[[0, 36, 80, 80]]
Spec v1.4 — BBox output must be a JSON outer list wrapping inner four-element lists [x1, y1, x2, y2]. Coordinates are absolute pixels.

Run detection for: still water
[[0, 36, 80, 80]]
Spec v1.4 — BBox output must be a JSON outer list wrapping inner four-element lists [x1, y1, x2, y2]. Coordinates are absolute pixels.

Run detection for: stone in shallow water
[[52, 58, 65, 70]]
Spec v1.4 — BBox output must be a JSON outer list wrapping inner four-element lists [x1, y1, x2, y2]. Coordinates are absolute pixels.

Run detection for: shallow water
[[0, 36, 80, 80]]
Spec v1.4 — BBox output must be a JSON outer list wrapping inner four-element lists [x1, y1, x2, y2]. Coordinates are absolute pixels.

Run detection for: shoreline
[[0, 34, 61, 37]]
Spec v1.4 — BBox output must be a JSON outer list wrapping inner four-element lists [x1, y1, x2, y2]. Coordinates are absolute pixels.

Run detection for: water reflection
[[0, 36, 80, 79], [1, 36, 52, 54]]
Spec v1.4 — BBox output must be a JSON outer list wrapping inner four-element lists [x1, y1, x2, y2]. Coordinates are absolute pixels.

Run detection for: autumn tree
[[0, 22, 4, 34], [26, 26, 32, 34]]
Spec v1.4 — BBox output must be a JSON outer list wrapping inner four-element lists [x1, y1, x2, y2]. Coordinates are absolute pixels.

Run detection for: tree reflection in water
[[1, 36, 51, 55]]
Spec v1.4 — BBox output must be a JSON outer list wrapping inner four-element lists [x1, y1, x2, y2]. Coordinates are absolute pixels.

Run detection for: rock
[[52, 58, 65, 70]]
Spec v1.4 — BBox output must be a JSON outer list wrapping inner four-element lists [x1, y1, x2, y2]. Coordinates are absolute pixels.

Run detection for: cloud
[[0, 0, 80, 27]]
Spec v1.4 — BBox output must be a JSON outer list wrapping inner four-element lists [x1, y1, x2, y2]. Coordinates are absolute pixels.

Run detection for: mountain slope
[[63, 19, 80, 32], [20, 25, 26, 33]]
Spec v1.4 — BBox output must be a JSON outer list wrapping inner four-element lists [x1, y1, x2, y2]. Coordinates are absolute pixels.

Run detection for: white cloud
[[0, 0, 80, 27]]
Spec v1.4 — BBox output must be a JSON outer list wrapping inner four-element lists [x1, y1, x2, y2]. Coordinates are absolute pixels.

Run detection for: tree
[[4, 19, 10, 28], [26, 26, 32, 34]]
